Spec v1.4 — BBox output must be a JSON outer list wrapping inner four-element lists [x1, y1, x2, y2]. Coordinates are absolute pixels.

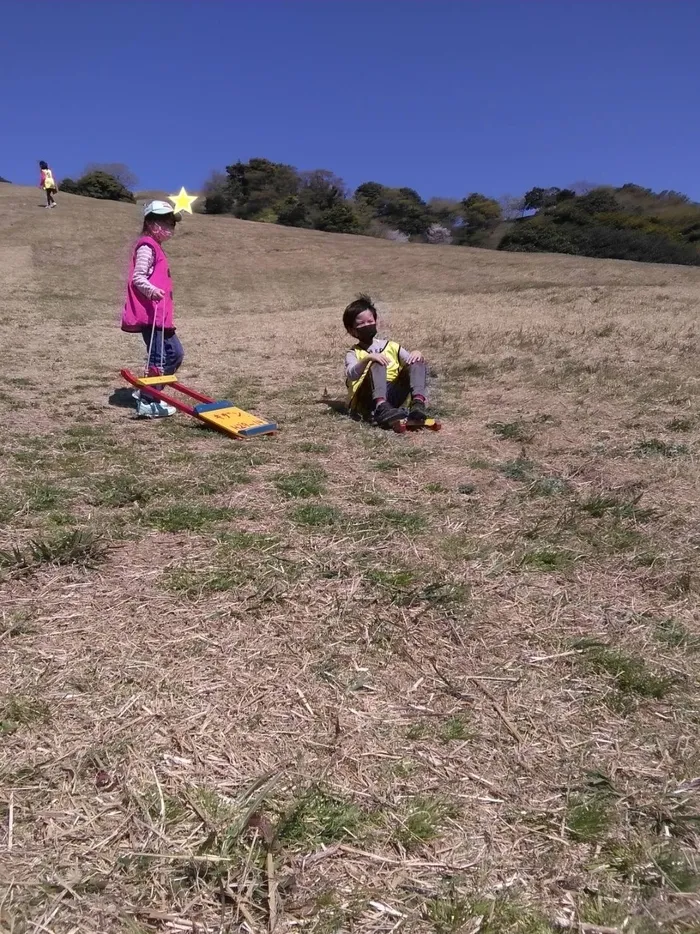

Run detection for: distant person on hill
[[121, 200, 183, 419], [39, 161, 57, 208], [343, 294, 431, 428]]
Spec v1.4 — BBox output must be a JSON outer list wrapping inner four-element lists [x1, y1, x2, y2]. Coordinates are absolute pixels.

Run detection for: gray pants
[[355, 361, 427, 412]]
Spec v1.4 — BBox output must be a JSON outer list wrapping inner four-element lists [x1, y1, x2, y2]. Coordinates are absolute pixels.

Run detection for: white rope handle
[[144, 300, 166, 376]]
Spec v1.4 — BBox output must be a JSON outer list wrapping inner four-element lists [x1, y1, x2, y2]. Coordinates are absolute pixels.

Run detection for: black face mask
[[356, 324, 377, 343]]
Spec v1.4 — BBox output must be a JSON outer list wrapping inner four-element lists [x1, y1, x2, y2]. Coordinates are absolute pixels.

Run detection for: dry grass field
[[1, 182, 700, 934]]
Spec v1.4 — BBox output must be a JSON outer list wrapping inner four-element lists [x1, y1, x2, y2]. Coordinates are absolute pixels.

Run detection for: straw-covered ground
[[1, 183, 699, 934]]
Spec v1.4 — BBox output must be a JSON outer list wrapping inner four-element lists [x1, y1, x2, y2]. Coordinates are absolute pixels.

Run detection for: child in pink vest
[[122, 200, 184, 418]]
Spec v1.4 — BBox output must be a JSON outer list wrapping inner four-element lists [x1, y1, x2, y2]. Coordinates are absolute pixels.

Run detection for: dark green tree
[[354, 182, 429, 236], [454, 193, 502, 245], [277, 196, 311, 228], [223, 158, 300, 220], [354, 181, 386, 207], [202, 171, 233, 214], [523, 186, 571, 211], [577, 188, 619, 214], [299, 170, 346, 213], [315, 202, 362, 234]]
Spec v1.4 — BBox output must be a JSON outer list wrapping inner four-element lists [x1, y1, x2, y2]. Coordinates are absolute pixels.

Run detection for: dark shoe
[[374, 401, 405, 428], [407, 399, 428, 424]]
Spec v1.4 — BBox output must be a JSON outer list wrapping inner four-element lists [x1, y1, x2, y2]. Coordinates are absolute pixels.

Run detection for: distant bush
[[501, 218, 700, 266], [499, 222, 576, 254], [82, 162, 138, 190], [0, 175, 10, 183], [59, 171, 135, 203], [500, 184, 700, 266], [568, 225, 700, 265]]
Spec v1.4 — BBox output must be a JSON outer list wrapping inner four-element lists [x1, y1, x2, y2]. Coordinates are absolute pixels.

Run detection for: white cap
[[143, 199, 174, 216]]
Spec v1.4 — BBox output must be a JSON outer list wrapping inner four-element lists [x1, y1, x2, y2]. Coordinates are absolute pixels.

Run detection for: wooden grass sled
[[121, 370, 277, 440]]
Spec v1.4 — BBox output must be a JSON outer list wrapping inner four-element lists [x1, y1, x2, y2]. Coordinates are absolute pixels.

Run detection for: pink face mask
[[150, 222, 174, 243]]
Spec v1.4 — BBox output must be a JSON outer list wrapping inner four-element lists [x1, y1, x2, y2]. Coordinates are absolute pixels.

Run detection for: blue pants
[[140, 328, 184, 402], [142, 328, 184, 374]]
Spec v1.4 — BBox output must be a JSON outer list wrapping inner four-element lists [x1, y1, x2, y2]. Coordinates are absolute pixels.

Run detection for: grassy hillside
[[1, 184, 700, 933]]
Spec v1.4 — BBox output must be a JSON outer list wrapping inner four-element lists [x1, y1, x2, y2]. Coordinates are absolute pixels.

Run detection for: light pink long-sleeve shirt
[[131, 244, 161, 300]]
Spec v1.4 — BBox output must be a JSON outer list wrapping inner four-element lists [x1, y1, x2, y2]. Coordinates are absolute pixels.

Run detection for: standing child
[[121, 200, 184, 418], [39, 161, 57, 208], [343, 294, 431, 428]]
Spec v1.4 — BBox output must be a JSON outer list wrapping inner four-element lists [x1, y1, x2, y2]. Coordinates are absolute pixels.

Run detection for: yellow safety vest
[[347, 340, 405, 411]]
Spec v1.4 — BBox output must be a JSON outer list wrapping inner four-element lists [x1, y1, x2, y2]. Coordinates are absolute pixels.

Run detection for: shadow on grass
[[108, 388, 137, 410], [316, 396, 350, 417]]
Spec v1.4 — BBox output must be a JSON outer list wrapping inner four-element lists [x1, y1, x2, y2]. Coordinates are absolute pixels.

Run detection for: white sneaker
[[132, 389, 141, 401], [137, 400, 176, 419]]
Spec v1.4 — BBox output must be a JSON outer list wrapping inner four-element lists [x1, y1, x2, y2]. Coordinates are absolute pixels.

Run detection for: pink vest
[[121, 236, 175, 332]]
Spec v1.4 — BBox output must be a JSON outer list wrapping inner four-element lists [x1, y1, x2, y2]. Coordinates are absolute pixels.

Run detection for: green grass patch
[[289, 504, 341, 527], [365, 566, 419, 591], [591, 523, 645, 554], [215, 531, 280, 552], [92, 474, 157, 507], [0, 612, 36, 638], [635, 438, 688, 458], [576, 641, 676, 700], [0, 492, 19, 524], [0, 530, 108, 572], [392, 796, 457, 851], [24, 482, 69, 512], [565, 795, 613, 842], [425, 482, 448, 494], [441, 533, 481, 561], [167, 563, 260, 595], [414, 580, 470, 607], [292, 441, 331, 454], [423, 891, 473, 934], [274, 466, 327, 498], [529, 476, 570, 496], [373, 448, 430, 472], [602, 842, 699, 892], [653, 617, 700, 652], [579, 493, 653, 521], [0, 694, 51, 735], [667, 416, 694, 432], [488, 420, 533, 442], [520, 548, 575, 572], [379, 509, 427, 533], [460, 897, 554, 934], [440, 716, 472, 742], [143, 503, 229, 532], [61, 424, 115, 452], [497, 458, 537, 482], [278, 787, 365, 848]]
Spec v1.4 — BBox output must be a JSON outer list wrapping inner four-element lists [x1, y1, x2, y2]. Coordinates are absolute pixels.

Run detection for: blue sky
[[2, 1, 698, 201]]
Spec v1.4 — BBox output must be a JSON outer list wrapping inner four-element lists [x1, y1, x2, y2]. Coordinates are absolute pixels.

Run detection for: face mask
[[356, 324, 377, 343], [151, 222, 174, 243]]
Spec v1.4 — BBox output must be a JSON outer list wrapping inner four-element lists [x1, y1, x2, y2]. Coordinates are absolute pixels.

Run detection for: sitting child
[[343, 294, 430, 427]]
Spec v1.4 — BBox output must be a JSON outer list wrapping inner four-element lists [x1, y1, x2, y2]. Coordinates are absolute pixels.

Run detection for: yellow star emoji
[[168, 187, 198, 214]]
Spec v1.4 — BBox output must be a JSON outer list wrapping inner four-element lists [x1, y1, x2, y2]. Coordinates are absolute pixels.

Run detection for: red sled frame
[[120, 369, 278, 440]]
